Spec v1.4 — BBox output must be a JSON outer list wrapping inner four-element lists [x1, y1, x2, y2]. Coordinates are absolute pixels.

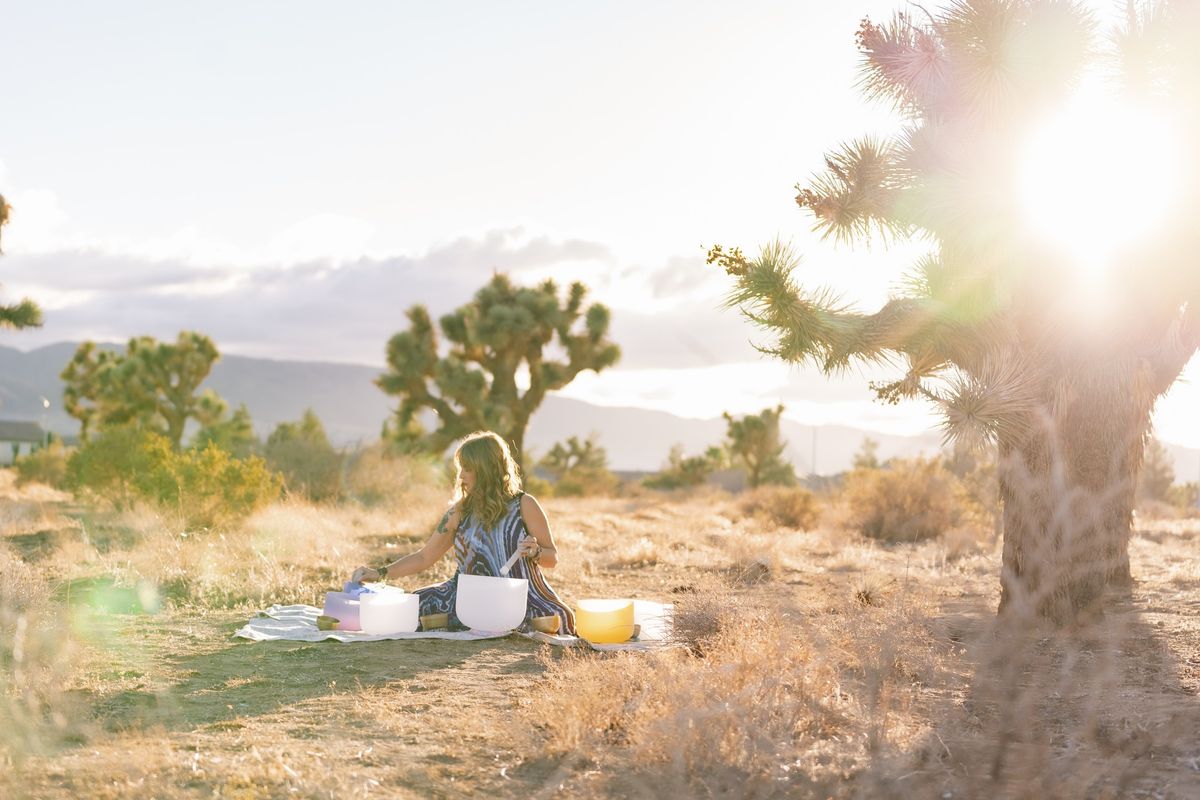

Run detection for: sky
[[1, 1, 1197, 447]]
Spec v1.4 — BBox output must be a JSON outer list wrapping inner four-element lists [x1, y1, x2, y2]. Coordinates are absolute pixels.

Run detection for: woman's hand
[[351, 566, 381, 583], [517, 535, 541, 559]]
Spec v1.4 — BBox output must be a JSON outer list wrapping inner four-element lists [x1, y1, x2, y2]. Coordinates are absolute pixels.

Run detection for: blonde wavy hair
[[452, 431, 523, 529]]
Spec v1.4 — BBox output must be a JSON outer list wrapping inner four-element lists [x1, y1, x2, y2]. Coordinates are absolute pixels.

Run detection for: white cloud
[[5, 226, 1197, 451], [265, 213, 377, 265], [2, 188, 68, 253]]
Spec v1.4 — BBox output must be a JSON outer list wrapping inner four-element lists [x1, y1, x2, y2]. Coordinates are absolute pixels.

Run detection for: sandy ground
[[3, 478, 1200, 798]]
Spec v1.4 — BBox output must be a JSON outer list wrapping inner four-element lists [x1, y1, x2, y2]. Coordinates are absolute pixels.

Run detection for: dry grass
[[840, 459, 971, 543], [528, 585, 947, 797], [736, 484, 822, 531], [3, 468, 1200, 798]]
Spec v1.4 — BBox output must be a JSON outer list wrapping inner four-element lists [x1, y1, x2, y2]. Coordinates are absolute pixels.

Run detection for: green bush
[[739, 485, 821, 531], [163, 444, 282, 528], [841, 457, 966, 542], [537, 435, 620, 497], [264, 410, 343, 502], [67, 426, 170, 510], [14, 441, 70, 489], [644, 445, 723, 490], [67, 426, 280, 528]]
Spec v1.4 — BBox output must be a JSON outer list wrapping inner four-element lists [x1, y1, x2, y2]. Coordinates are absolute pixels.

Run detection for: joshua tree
[[538, 434, 617, 496], [0, 194, 43, 331], [711, 2, 1200, 621], [723, 405, 796, 488], [378, 273, 620, 470], [643, 444, 724, 491], [539, 435, 609, 481], [194, 404, 259, 458], [852, 437, 881, 471], [62, 332, 228, 448]]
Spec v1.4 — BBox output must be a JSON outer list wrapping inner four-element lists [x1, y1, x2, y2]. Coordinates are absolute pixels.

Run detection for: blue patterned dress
[[414, 493, 576, 635]]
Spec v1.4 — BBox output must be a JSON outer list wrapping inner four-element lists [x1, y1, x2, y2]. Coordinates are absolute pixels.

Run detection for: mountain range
[[2, 342, 1197, 478]]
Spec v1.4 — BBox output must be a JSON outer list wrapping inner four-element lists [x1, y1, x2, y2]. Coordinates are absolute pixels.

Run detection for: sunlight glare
[[1019, 89, 1182, 275]]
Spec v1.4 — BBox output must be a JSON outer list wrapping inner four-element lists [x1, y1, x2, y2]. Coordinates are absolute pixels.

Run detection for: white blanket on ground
[[233, 601, 673, 652]]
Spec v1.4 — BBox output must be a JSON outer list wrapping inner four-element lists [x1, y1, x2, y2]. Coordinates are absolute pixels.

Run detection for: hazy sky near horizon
[[2, 1, 1197, 447]]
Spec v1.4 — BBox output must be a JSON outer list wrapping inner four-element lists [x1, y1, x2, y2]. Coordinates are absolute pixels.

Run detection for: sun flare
[[1019, 86, 1182, 274]]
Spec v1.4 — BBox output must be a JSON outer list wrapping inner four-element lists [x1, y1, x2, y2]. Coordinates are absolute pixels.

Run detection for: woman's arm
[[353, 506, 461, 582], [518, 494, 559, 569]]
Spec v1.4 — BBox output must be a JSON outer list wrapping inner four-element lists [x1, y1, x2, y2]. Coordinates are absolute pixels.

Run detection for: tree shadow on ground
[[74, 614, 543, 738], [859, 589, 1200, 798]]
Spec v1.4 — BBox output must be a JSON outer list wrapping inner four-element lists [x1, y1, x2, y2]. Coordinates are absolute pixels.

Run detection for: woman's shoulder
[[517, 492, 545, 512]]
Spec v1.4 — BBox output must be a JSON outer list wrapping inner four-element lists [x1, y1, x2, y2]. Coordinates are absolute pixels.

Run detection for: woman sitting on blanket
[[350, 430, 576, 635]]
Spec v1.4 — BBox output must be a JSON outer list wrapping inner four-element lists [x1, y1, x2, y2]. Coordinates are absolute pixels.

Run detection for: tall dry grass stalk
[[528, 585, 947, 797], [0, 546, 89, 767]]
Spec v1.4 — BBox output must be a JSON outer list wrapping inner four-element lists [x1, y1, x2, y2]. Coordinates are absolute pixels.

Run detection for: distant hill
[[2, 342, 1197, 477]]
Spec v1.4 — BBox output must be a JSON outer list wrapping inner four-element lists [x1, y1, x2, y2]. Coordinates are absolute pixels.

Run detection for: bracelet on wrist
[[377, 564, 389, 579]]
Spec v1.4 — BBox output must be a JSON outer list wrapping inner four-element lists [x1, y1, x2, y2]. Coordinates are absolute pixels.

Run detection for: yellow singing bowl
[[574, 598, 635, 644]]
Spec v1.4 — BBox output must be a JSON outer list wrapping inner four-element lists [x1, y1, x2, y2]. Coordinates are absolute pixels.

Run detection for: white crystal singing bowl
[[359, 591, 420, 635], [455, 573, 528, 632]]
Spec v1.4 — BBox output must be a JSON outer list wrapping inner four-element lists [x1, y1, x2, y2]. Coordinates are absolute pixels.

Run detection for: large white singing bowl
[[359, 591, 420, 635], [456, 573, 528, 632]]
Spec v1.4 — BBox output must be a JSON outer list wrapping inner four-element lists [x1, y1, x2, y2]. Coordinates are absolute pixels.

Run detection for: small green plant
[[538, 435, 618, 496], [644, 445, 723, 490]]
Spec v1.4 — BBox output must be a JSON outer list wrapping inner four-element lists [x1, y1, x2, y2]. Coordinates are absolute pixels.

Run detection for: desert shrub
[[538, 435, 620, 497], [738, 485, 820, 530], [527, 589, 943, 797], [943, 441, 1000, 538], [841, 457, 967, 542], [159, 444, 282, 529], [342, 443, 446, 507], [264, 410, 343, 502], [66, 426, 170, 510], [522, 473, 554, 497], [551, 466, 618, 497], [67, 426, 280, 528], [644, 445, 723, 490], [191, 403, 259, 457], [669, 581, 735, 654], [14, 441, 69, 489]]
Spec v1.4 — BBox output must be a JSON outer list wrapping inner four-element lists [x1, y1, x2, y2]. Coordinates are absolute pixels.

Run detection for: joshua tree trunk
[[997, 362, 1151, 623]]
